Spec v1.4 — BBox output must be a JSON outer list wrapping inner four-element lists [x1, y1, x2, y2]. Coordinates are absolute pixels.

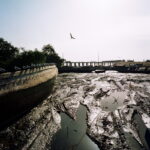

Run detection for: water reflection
[[101, 91, 126, 112], [52, 105, 99, 150]]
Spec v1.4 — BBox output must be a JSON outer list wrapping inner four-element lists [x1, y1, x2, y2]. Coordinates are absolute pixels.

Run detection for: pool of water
[[101, 91, 127, 112], [51, 105, 99, 150]]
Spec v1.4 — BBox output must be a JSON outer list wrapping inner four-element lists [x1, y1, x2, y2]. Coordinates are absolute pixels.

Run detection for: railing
[[0, 63, 56, 74], [63, 60, 124, 67], [0, 64, 56, 91]]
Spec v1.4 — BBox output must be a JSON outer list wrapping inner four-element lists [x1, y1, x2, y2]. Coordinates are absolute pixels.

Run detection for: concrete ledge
[[0, 65, 58, 129], [0, 66, 57, 94]]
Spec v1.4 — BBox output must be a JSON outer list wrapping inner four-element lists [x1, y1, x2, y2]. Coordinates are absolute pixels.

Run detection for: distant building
[[127, 60, 134, 62]]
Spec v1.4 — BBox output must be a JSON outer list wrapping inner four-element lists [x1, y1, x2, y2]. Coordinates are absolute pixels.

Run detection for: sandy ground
[[0, 71, 150, 150]]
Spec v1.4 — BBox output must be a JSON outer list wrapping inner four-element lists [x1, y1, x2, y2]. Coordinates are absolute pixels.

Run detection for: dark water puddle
[[52, 105, 99, 150]]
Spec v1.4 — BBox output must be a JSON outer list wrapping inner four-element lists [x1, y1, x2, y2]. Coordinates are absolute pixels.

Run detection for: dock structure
[[63, 60, 125, 67], [0, 64, 58, 129], [61, 60, 150, 73]]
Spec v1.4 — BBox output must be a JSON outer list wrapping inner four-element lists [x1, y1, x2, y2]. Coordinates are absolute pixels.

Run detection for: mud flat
[[0, 72, 150, 150], [52, 72, 150, 150]]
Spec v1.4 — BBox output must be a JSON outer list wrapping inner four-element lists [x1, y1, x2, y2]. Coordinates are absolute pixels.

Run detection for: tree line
[[0, 38, 64, 71]]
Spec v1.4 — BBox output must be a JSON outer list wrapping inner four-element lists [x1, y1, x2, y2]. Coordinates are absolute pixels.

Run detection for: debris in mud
[[94, 88, 110, 99]]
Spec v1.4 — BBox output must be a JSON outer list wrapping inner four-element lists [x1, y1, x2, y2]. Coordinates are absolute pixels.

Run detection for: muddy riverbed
[[0, 72, 150, 150]]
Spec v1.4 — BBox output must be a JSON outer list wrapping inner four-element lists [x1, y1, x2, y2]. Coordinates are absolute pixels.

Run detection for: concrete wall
[[0, 65, 58, 129]]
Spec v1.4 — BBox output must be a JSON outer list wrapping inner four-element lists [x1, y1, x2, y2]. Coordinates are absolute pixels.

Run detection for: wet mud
[[0, 72, 150, 150]]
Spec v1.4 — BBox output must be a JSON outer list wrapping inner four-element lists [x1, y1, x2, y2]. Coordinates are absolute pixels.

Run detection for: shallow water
[[52, 105, 99, 150], [101, 91, 127, 112]]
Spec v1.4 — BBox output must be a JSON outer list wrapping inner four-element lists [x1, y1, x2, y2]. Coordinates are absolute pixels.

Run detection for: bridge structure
[[63, 60, 125, 67]]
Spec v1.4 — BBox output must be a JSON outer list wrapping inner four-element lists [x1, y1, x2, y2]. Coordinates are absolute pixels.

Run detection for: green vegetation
[[42, 44, 64, 68], [0, 38, 64, 71], [0, 38, 19, 68], [13, 50, 46, 67]]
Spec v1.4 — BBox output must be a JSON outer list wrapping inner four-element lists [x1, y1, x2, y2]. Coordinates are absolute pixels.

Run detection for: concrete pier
[[63, 60, 124, 67], [0, 65, 58, 129]]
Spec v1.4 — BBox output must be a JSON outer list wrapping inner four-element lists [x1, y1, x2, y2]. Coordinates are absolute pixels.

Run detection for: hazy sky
[[0, 0, 150, 61]]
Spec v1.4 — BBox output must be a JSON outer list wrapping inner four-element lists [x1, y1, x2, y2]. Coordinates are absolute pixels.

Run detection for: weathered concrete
[[0, 65, 58, 129], [0, 65, 57, 95]]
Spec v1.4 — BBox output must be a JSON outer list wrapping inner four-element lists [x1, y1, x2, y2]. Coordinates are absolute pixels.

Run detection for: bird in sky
[[70, 33, 76, 39]]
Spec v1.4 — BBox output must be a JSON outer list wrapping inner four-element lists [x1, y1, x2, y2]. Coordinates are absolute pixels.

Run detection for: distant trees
[[42, 44, 55, 55], [0, 38, 64, 71], [13, 50, 46, 67], [0, 38, 19, 68], [42, 44, 64, 68]]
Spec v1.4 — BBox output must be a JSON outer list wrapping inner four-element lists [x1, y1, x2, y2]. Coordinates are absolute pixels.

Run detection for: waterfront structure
[[0, 64, 58, 129], [63, 60, 125, 67]]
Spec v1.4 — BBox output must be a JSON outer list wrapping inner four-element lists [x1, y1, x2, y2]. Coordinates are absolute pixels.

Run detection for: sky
[[0, 0, 150, 62]]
